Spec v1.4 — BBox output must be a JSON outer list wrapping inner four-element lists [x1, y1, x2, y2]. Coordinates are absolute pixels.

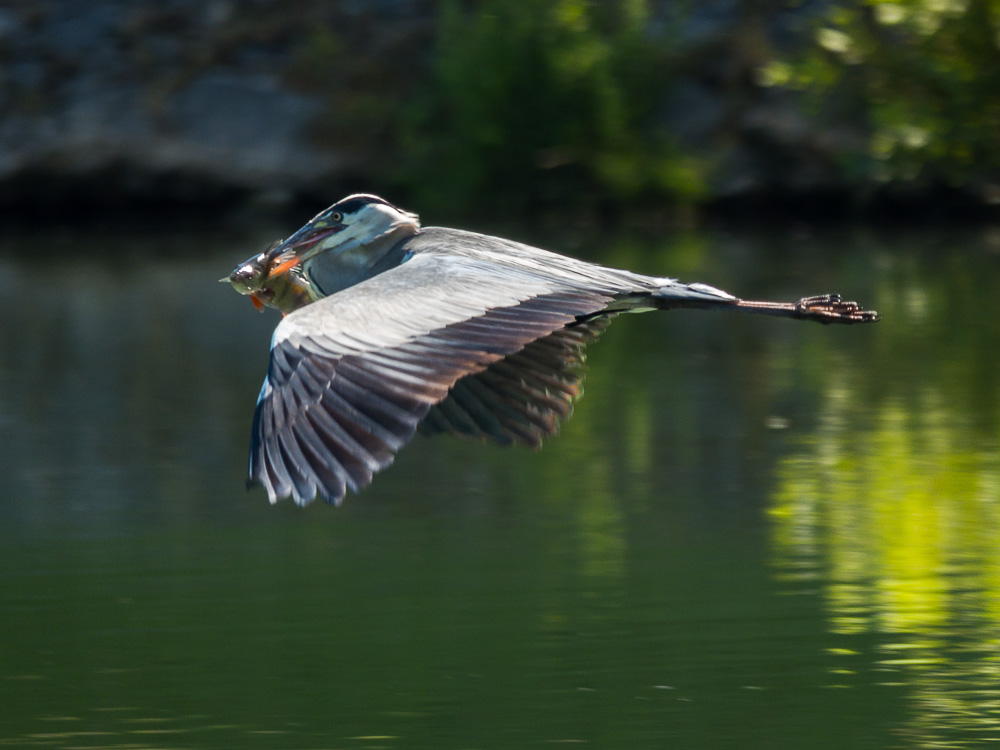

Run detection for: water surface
[[1, 224, 998, 748]]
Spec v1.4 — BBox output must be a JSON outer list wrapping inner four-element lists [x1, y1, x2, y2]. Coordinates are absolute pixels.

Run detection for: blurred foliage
[[760, 0, 1000, 192], [389, 0, 709, 215], [290, 0, 999, 216]]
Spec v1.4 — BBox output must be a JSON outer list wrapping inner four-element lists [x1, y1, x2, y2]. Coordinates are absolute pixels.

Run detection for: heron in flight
[[226, 194, 878, 506]]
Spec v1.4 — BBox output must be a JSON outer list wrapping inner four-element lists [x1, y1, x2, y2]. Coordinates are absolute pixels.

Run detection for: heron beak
[[266, 224, 345, 277]]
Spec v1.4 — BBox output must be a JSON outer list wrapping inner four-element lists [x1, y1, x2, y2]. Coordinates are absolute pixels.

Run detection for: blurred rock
[[0, 0, 409, 214]]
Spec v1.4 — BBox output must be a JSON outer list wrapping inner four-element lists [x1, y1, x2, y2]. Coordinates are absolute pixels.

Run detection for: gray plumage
[[226, 194, 878, 506]]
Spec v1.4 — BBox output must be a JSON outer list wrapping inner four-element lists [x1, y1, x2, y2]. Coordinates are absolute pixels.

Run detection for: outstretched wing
[[250, 253, 614, 505], [419, 316, 612, 446]]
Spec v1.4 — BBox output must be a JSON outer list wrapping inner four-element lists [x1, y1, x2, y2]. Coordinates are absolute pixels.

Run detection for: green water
[[1, 224, 998, 748]]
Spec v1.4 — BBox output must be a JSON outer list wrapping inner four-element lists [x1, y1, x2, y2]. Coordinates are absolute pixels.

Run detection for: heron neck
[[304, 225, 416, 296]]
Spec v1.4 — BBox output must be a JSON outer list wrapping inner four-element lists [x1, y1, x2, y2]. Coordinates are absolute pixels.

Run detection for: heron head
[[267, 194, 420, 275]]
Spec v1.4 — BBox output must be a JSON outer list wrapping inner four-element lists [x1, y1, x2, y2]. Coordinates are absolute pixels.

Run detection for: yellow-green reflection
[[771, 370, 1000, 745]]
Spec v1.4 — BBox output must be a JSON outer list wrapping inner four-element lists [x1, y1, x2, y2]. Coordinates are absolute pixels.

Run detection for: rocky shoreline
[[2, 1, 996, 223]]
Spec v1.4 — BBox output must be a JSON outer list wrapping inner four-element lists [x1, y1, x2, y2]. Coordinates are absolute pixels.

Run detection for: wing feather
[[248, 253, 614, 505], [292, 418, 354, 496], [420, 317, 611, 447]]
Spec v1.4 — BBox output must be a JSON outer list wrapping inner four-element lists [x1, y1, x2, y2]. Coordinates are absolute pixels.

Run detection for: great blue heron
[[226, 194, 878, 506]]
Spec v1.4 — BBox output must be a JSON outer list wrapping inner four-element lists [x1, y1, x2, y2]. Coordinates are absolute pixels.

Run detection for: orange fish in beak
[[268, 253, 302, 278]]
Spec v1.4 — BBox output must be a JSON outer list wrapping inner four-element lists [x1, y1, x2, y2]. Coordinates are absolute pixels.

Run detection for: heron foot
[[795, 294, 880, 324]]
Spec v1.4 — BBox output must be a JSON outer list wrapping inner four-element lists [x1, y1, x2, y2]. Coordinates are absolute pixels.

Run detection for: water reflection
[[2, 225, 998, 748], [770, 235, 1000, 747]]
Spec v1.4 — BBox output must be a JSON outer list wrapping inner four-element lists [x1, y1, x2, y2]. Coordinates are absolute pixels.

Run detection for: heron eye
[[330, 211, 343, 223]]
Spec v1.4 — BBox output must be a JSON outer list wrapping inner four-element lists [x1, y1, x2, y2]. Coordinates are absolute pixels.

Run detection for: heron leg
[[735, 293, 879, 324]]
